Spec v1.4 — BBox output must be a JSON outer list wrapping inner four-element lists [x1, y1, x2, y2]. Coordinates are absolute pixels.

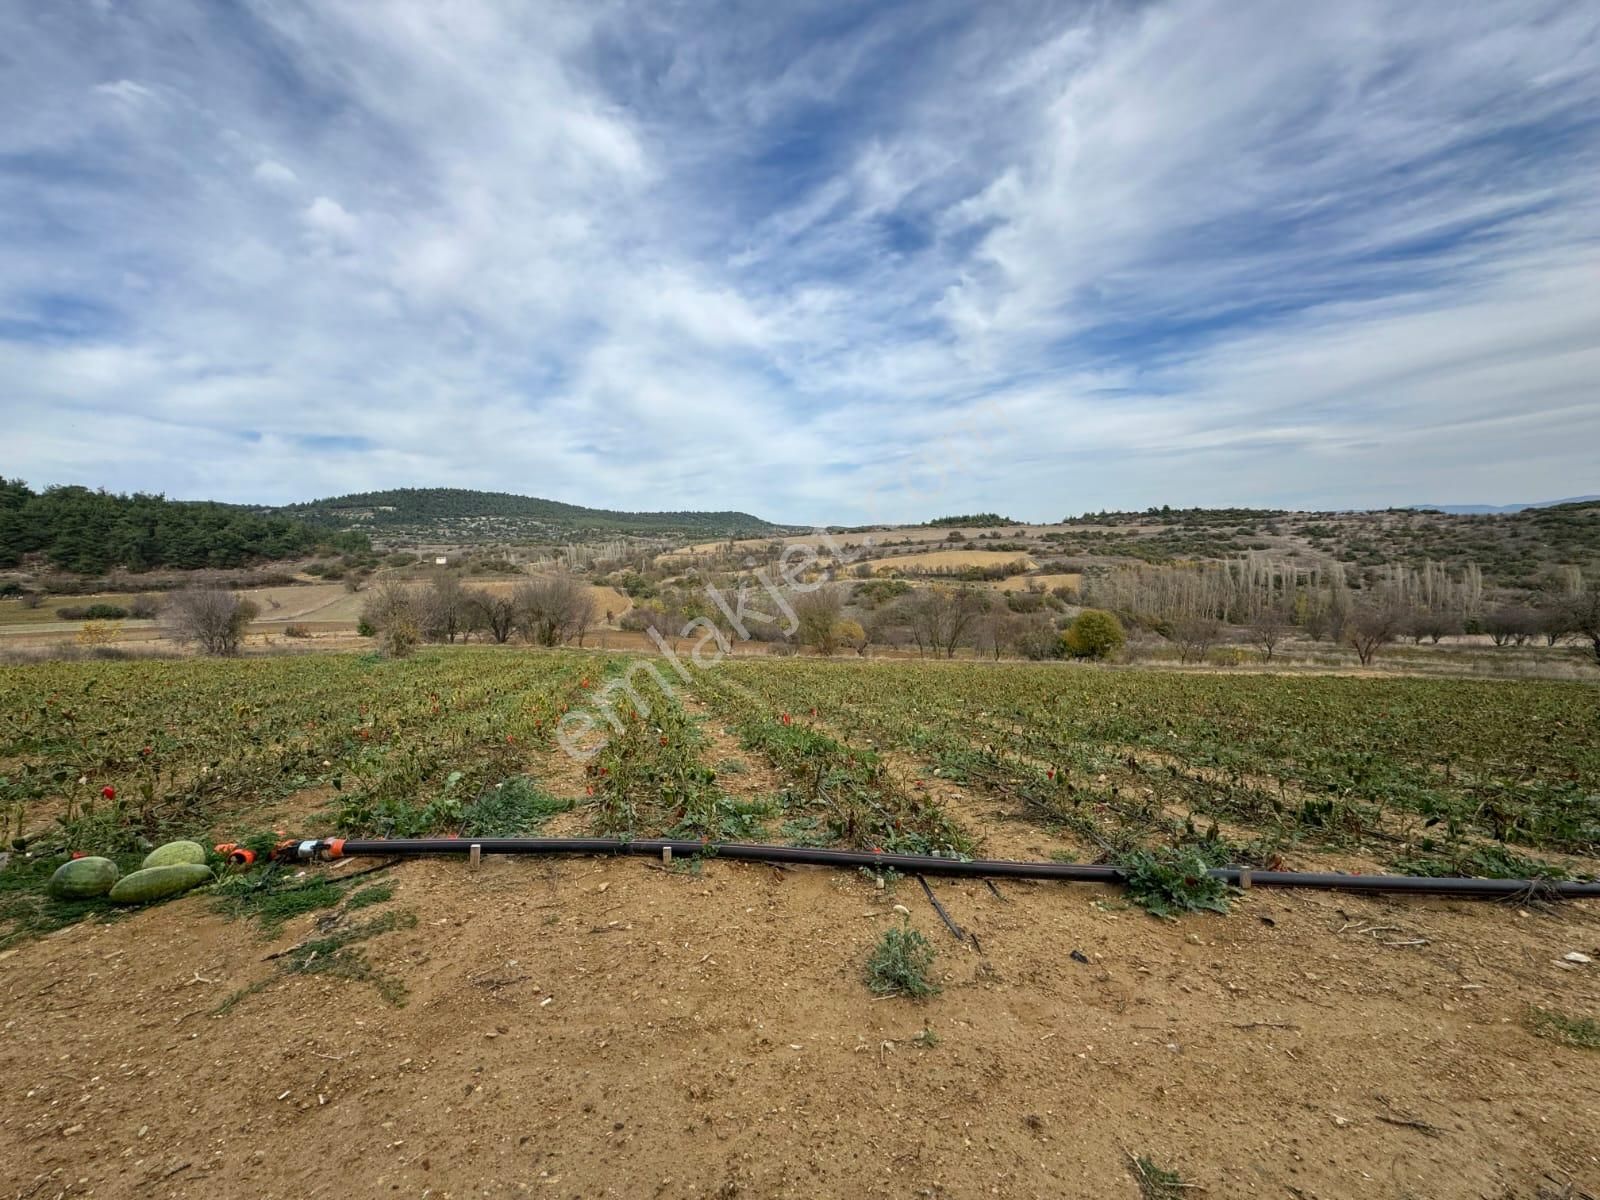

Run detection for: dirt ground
[[992, 573, 1083, 594], [3, 848, 1598, 1200]]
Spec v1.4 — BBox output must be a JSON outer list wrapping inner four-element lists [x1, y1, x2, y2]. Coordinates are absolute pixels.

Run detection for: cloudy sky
[[2, 1, 1598, 523]]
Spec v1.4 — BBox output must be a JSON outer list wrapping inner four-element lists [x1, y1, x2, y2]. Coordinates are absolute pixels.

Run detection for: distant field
[[0, 579, 633, 639], [993, 571, 1082, 592], [858, 549, 1035, 574]]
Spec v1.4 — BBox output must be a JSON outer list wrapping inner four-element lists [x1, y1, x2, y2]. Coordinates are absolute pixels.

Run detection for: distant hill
[[0, 478, 368, 575], [275, 487, 783, 543], [1049, 501, 1600, 588], [1406, 495, 1600, 515]]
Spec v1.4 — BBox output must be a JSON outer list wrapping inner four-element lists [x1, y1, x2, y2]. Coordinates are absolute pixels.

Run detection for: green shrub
[[1062, 609, 1126, 659], [865, 920, 939, 998], [57, 603, 129, 621]]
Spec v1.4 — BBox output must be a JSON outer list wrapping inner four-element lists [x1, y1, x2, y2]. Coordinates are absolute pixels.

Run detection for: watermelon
[[141, 840, 208, 870], [108, 863, 214, 904], [47, 857, 121, 900]]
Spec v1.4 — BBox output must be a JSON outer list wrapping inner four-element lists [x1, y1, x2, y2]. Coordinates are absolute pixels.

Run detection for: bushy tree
[[360, 577, 422, 658], [834, 618, 867, 654], [1063, 609, 1125, 660], [795, 587, 845, 654]]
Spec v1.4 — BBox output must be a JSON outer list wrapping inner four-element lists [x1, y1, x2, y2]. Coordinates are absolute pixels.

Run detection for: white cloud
[[252, 160, 297, 187], [0, 0, 1596, 519], [302, 196, 361, 242]]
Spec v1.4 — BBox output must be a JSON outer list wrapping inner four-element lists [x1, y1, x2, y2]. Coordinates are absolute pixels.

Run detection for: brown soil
[[529, 742, 598, 837], [678, 695, 788, 806], [3, 854, 1598, 1200]]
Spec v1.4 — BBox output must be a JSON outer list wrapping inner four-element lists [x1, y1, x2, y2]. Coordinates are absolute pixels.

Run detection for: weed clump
[[214, 908, 418, 1014], [460, 777, 572, 837], [1129, 1154, 1189, 1200], [866, 920, 939, 999], [210, 872, 345, 936], [1526, 1006, 1600, 1050], [1392, 843, 1567, 881], [1118, 846, 1233, 918]]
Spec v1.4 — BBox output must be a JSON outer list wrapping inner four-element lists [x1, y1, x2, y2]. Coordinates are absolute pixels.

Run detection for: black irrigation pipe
[[297, 837, 1600, 900]]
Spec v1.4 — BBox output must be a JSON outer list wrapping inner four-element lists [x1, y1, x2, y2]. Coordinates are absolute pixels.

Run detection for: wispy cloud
[[1, 0, 1596, 520]]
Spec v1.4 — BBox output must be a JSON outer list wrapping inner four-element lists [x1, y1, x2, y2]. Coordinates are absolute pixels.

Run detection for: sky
[[2, 0, 1598, 525]]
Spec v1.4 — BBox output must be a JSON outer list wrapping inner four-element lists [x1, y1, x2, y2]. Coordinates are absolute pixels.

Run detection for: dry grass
[[993, 571, 1083, 593], [858, 550, 1036, 575]]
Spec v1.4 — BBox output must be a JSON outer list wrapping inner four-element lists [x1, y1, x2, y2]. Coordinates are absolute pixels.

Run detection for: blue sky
[[2, 1, 1597, 523]]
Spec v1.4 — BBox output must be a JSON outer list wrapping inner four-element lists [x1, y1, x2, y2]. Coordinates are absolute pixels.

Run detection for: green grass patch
[[460, 776, 572, 836], [210, 872, 345, 937], [345, 882, 394, 910], [214, 908, 418, 1014], [1526, 1006, 1600, 1050]]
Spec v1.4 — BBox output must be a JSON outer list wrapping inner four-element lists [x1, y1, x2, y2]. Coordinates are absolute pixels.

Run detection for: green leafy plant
[[865, 919, 939, 998], [1118, 847, 1233, 918]]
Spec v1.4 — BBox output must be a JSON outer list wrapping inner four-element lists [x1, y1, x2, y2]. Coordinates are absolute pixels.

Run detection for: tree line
[[0, 479, 368, 574], [359, 573, 597, 657]]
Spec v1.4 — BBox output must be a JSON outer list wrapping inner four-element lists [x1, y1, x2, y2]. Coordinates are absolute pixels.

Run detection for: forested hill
[[0, 479, 368, 574], [278, 488, 782, 540]]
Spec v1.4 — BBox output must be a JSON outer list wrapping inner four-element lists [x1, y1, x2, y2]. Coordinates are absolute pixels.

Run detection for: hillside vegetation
[[1051, 502, 1600, 586], [279, 487, 782, 542], [0, 479, 368, 574]]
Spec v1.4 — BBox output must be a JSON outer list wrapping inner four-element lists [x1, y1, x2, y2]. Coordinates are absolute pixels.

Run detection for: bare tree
[[1483, 604, 1538, 647], [1405, 609, 1460, 645], [898, 586, 989, 658], [515, 572, 596, 647], [1247, 606, 1288, 663], [1565, 577, 1600, 665], [1167, 616, 1223, 664], [1346, 601, 1402, 666], [1535, 600, 1573, 648], [421, 573, 470, 643], [164, 585, 260, 656], [466, 588, 519, 644]]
